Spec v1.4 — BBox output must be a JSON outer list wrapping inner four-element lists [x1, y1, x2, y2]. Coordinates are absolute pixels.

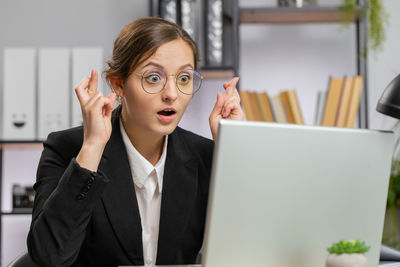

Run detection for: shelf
[[239, 7, 358, 24], [1, 211, 32, 215], [0, 142, 43, 150], [200, 69, 236, 79]]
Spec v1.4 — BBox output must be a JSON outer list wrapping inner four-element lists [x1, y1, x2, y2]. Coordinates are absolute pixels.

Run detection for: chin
[[155, 123, 179, 137]]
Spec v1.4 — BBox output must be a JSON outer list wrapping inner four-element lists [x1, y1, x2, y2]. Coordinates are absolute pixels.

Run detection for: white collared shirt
[[120, 119, 168, 267]]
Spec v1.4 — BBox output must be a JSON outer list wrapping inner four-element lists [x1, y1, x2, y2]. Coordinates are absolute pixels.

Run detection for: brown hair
[[105, 17, 199, 86]]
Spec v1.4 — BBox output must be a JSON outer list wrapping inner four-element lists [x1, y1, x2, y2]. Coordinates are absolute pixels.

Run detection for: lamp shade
[[377, 74, 400, 119]]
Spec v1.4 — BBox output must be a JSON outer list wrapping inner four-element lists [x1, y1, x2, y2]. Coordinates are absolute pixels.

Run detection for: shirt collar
[[120, 119, 167, 193]]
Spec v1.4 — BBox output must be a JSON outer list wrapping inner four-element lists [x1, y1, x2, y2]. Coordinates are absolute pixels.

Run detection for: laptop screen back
[[203, 120, 394, 267]]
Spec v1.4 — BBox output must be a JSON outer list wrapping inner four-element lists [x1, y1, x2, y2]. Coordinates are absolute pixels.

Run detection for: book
[[270, 96, 288, 123], [314, 91, 327, 126], [287, 90, 304, 124], [322, 77, 343, 126], [280, 91, 295, 123], [256, 92, 275, 122], [239, 90, 256, 121], [249, 92, 264, 121], [335, 76, 353, 127], [345, 75, 363, 128]]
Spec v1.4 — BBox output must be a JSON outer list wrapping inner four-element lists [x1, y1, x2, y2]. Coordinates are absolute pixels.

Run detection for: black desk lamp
[[377, 73, 400, 157], [377, 74, 400, 119]]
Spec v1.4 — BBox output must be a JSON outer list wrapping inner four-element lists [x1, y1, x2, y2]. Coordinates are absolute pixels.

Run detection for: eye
[[178, 74, 192, 84], [145, 74, 162, 84]]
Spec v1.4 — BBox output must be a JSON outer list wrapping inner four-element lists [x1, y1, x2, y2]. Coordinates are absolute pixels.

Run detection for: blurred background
[[0, 0, 399, 265]]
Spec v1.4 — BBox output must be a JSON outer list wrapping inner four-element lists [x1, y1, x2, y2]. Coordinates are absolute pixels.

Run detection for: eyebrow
[[141, 62, 194, 71]]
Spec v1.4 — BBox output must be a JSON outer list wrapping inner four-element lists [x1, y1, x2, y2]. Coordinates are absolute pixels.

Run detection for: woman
[[27, 17, 243, 267]]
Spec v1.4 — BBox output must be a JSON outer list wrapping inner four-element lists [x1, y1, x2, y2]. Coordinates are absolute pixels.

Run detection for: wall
[[0, 0, 148, 75]]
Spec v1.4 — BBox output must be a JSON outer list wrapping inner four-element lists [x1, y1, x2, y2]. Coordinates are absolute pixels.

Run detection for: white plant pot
[[326, 253, 368, 267]]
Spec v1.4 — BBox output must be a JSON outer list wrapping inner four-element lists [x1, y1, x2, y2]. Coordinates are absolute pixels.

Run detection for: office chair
[[7, 252, 38, 267]]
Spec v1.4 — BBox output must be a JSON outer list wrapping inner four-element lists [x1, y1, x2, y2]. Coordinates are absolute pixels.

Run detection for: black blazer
[[27, 107, 214, 267]]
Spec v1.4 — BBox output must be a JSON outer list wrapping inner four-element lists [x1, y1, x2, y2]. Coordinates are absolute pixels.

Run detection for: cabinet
[[0, 143, 42, 266]]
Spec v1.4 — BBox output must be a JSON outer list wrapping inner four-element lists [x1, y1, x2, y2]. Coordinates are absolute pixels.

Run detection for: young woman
[[27, 17, 243, 267]]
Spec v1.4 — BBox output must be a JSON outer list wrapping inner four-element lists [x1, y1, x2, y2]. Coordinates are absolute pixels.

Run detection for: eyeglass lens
[[141, 69, 202, 94]]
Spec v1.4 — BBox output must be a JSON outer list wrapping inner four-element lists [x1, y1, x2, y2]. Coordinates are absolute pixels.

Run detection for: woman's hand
[[209, 77, 244, 141], [75, 69, 116, 171]]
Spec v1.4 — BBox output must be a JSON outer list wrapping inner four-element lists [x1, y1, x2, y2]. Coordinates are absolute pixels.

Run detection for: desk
[[379, 262, 400, 267]]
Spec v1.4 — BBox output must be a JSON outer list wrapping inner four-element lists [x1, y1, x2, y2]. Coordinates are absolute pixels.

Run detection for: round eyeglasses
[[135, 68, 203, 95]]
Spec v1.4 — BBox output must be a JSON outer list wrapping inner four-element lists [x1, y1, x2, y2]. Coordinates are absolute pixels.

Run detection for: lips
[[157, 109, 176, 116], [157, 108, 177, 123]]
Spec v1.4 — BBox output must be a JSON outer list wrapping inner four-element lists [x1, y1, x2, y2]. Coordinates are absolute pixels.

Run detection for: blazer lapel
[[99, 110, 144, 264], [157, 128, 199, 264]]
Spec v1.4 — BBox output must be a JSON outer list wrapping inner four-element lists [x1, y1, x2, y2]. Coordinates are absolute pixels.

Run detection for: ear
[[109, 77, 124, 96]]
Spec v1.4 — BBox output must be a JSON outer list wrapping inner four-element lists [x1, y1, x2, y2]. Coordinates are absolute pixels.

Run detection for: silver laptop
[[202, 120, 395, 267]]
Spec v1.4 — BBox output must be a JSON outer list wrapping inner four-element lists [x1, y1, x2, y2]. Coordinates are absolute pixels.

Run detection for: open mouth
[[157, 110, 176, 116]]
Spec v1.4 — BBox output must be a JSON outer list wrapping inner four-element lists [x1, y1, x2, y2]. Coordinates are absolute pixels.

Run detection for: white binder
[[38, 48, 70, 140], [2, 48, 36, 140], [71, 47, 104, 127]]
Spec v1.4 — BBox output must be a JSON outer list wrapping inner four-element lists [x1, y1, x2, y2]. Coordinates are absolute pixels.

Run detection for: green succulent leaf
[[327, 239, 370, 254]]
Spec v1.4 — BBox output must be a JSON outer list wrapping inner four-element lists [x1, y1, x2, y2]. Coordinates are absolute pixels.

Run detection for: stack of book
[[316, 75, 363, 128], [239, 75, 363, 128], [239, 89, 304, 124]]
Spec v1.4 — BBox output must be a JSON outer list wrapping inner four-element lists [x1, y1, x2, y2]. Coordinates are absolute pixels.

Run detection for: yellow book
[[345, 76, 363, 128], [322, 77, 343, 126], [249, 92, 263, 121], [256, 92, 275, 122], [280, 91, 295, 123], [287, 90, 304, 124], [335, 77, 353, 127], [239, 90, 255, 121]]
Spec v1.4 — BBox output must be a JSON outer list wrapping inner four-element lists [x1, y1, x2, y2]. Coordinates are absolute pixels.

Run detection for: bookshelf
[[239, 6, 359, 24], [238, 2, 368, 128], [200, 68, 236, 79], [0, 142, 43, 150]]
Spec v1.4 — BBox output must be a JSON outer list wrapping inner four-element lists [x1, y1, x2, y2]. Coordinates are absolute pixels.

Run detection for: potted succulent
[[341, 0, 388, 52], [326, 239, 370, 267]]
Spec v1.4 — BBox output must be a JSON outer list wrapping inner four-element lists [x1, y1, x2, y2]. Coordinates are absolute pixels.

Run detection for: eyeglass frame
[[133, 68, 203, 95]]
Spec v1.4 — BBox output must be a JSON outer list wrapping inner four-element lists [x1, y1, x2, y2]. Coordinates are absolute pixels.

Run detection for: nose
[[161, 75, 178, 102]]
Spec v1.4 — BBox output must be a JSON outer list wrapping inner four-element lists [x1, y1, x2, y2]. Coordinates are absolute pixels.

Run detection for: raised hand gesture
[[209, 77, 244, 141], [75, 69, 116, 171]]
